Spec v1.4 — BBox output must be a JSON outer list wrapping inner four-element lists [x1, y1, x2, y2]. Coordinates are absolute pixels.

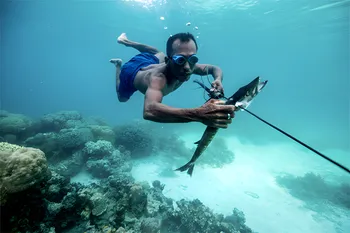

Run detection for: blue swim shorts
[[118, 52, 159, 100]]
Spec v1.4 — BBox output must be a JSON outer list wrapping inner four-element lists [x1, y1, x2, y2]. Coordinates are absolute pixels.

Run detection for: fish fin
[[194, 140, 201, 144], [187, 164, 195, 176], [174, 161, 195, 177]]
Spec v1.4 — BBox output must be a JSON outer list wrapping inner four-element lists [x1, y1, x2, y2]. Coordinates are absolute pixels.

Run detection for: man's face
[[168, 39, 198, 82]]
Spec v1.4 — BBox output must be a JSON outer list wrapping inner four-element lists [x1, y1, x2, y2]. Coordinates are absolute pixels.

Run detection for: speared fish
[[176, 77, 350, 175], [175, 77, 268, 176]]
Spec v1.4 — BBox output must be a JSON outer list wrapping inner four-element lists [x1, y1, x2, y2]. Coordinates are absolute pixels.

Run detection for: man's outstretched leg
[[117, 33, 165, 62], [117, 33, 159, 54], [109, 58, 128, 102]]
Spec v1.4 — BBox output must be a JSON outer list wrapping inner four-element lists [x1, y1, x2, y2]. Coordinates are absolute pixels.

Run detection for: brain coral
[[0, 142, 51, 205]]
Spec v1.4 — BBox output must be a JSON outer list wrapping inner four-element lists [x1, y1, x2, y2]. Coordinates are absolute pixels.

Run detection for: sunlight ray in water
[[122, 0, 259, 10], [308, 0, 350, 11], [121, 0, 167, 8]]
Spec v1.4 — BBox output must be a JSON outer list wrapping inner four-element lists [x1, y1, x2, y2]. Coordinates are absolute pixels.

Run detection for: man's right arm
[[143, 75, 200, 123], [143, 74, 236, 128]]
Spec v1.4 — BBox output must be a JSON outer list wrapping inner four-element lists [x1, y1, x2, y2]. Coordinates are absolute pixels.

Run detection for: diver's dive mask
[[171, 54, 199, 66]]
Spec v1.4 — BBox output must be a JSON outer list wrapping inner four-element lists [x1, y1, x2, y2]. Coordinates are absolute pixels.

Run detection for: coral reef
[[0, 142, 51, 205], [0, 110, 37, 143], [113, 120, 155, 158], [193, 136, 235, 167], [40, 110, 83, 132], [154, 132, 235, 168], [0, 110, 254, 233], [2, 168, 253, 233], [161, 199, 252, 233], [276, 172, 350, 210]]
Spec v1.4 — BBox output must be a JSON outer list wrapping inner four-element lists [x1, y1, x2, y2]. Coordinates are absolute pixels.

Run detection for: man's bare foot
[[109, 58, 127, 102], [109, 58, 122, 67], [117, 33, 128, 45]]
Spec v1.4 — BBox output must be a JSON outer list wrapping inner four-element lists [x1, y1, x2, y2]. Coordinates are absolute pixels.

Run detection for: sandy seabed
[[131, 133, 350, 233]]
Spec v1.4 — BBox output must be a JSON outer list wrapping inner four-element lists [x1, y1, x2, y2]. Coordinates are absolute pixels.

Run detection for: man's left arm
[[193, 64, 223, 82], [193, 64, 224, 93]]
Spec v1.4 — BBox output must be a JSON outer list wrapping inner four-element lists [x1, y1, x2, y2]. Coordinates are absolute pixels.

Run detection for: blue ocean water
[[1, 0, 350, 232], [2, 0, 349, 151]]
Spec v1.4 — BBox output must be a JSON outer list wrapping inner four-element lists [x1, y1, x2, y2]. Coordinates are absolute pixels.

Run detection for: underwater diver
[[109, 32, 235, 129]]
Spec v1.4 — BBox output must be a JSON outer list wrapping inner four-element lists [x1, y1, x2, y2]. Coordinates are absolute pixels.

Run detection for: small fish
[[175, 76, 268, 176], [244, 191, 260, 199]]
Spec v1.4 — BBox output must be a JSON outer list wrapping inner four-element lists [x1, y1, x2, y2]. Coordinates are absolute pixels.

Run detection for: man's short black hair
[[166, 32, 198, 57]]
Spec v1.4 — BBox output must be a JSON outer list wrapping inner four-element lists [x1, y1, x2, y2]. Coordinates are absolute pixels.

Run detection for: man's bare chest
[[163, 81, 183, 96]]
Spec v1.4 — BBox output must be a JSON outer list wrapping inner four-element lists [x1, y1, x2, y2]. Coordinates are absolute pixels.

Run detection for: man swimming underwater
[[109, 32, 235, 129]]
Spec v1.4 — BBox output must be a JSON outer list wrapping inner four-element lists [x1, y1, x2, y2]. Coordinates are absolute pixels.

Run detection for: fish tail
[[174, 161, 195, 176], [187, 164, 195, 176]]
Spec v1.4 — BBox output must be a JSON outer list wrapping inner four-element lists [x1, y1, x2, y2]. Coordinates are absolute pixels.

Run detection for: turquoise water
[[1, 0, 350, 232], [2, 0, 349, 150]]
